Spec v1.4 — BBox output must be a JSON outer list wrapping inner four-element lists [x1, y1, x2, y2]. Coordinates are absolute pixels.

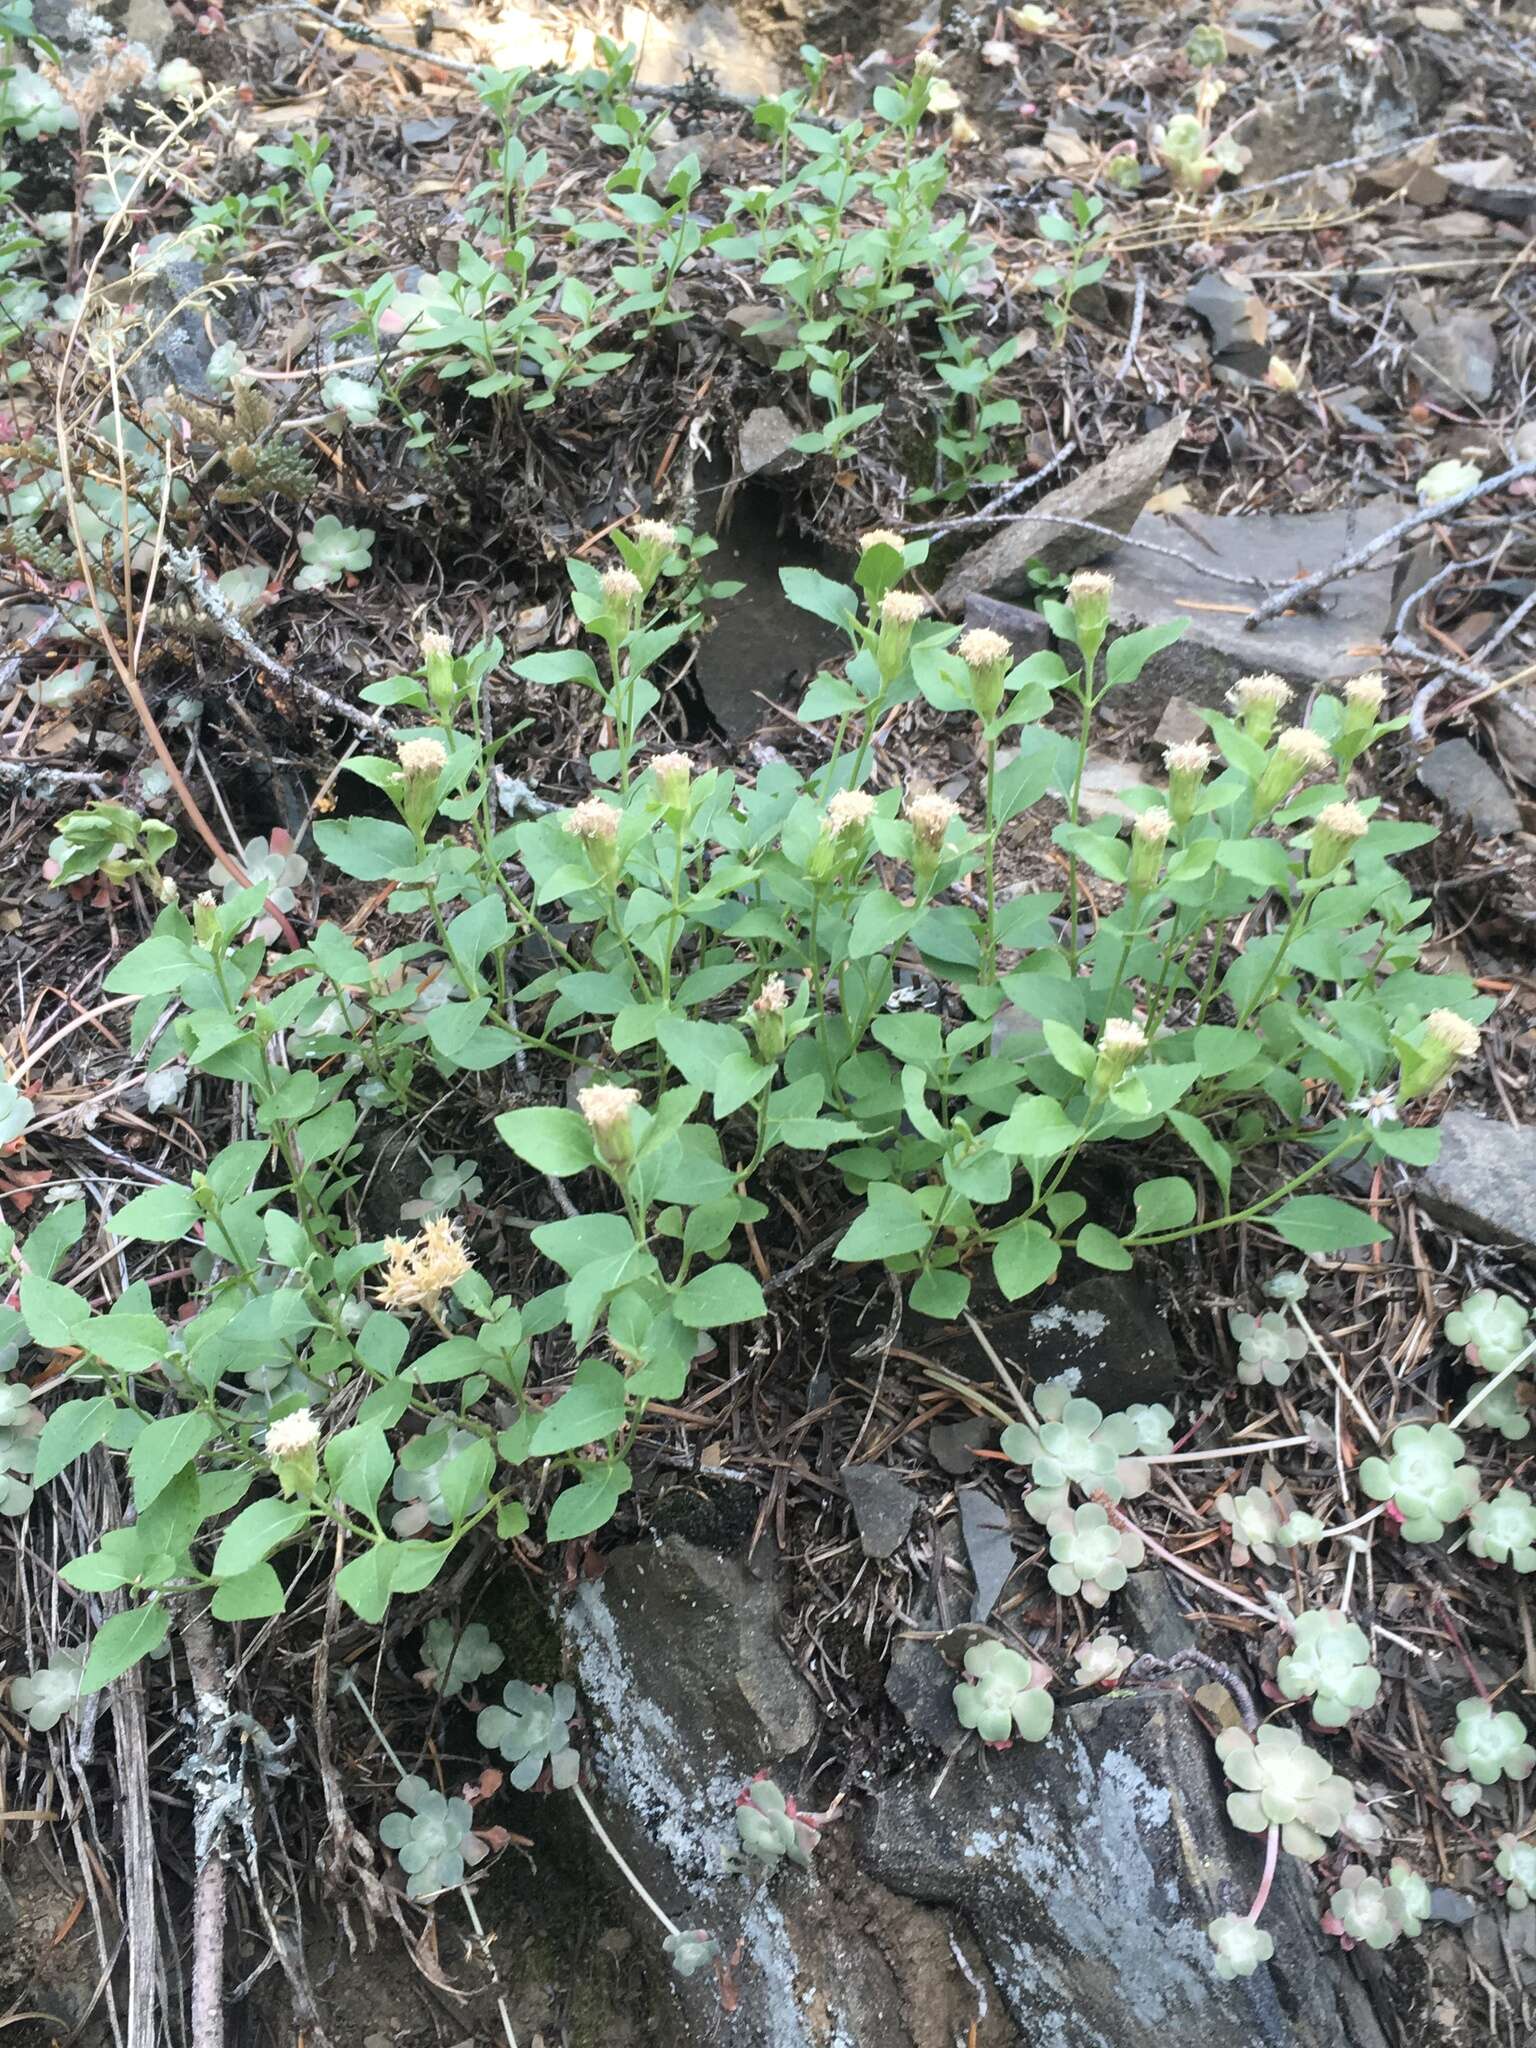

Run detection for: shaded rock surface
[[936, 417, 1187, 603], [1417, 1111, 1536, 1253], [859, 1688, 1389, 2048], [1103, 501, 1404, 708], [564, 1534, 1010, 2044], [914, 1271, 1184, 1413], [1416, 738, 1521, 837], [1404, 309, 1499, 407], [841, 1462, 918, 1559]]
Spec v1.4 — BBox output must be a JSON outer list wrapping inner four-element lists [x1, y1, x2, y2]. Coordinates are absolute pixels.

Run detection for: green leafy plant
[[1214, 1723, 1356, 1860], [1031, 193, 1111, 346], [295, 515, 375, 590], [0, 1373, 42, 1515]]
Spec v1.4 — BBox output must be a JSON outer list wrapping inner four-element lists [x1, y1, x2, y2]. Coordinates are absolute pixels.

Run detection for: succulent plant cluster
[[477, 1680, 580, 1790], [663, 1928, 722, 1978], [391, 1421, 490, 1537], [1000, 1379, 1172, 1522], [378, 1775, 488, 1898], [733, 1776, 822, 1870], [1440, 1697, 1536, 1788], [1276, 1610, 1382, 1730], [1206, 1913, 1274, 1980], [1446, 1290, 1534, 1441], [1327, 1861, 1428, 1950], [952, 1640, 1055, 1745], [0, 1374, 43, 1517], [421, 1618, 504, 1700], [1046, 1503, 1145, 1606], [1496, 1833, 1536, 1910], [1228, 1308, 1307, 1389], [1215, 1724, 1356, 1861], [1358, 1424, 1481, 1543], [1467, 1486, 1536, 1573], [8, 1648, 86, 1732], [1072, 1631, 1136, 1686], [1215, 1485, 1284, 1565]]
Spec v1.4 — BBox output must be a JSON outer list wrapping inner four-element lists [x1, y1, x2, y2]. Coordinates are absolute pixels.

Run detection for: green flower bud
[[1252, 725, 1333, 818], [1228, 672, 1292, 745], [749, 974, 790, 1062], [1397, 1007, 1481, 1105], [957, 626, 1011, 720], [1128, 805, 1172, 894], [562, 796, 621, 883], [1163, 740, 1211, 827], [420, 629, 455, 714], [877, 589, 925, 680], [1308, 799, 1368, 877], [1090, 1016, 1147, 1099], [1067, 570, 1114, 638], [578, 1082, 640, 1170]]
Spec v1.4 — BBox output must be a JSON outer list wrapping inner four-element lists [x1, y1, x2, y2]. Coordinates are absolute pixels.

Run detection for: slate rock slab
[[936, 416, 1187, 603], [1416, 738, 1520, 837], [1103, 499, 1405, 709], [860, 1689, 1388, 2048], [1406, 312, 1499, 407], [1417, 1111, 1536, 1253], [842, 1464, 918, 1559], [565, 1535, 1012, 2044]]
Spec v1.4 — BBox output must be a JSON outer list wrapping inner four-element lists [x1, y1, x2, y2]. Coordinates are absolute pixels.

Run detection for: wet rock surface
[[859, 1687, 1389, 2048], [564, 1534, 1010, 2044]]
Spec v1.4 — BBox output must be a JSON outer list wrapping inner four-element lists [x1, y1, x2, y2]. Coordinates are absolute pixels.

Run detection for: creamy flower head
[[1425, 1009, 1480, 1061], [375, 1217, 473, 1311], [912, 48, 943, 75], [265, 1407, 320, 1458], [632, 517, 676, 547], [1343, 671, 1386, 716], [906, 790, 959, 847], [650, 750, 691, 785], [860, 528, 905, 554], [419, 629, 452, 660], [1315, 800, 1368, 843], [578, 1083, 641, 1134], [1100, 1017, 1148, 1054], [1068, 570, 1114, 605], [563, 796, 619, 842], [1274, 727, 1334, 772], [958, 627, 1011, 671], [881, 590, 926, 625], [1230, 672, 1293, 714], [1164, 740, 1212, 776], [397, 737, 447, 779], [825, 790, 876, 836], [601, 566, 643, 604], [1133, 805, 1172, 845], [753, 974, 790, 1015]]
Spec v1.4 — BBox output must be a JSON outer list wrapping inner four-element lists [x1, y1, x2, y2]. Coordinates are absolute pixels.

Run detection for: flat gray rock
[[1417, 738, 1520, 837], [937, 416, 1188, 603], [842, 1463, 918, 1559], [1103, 499, 1405, 709], [738, 404, 802, 478], [1417, 1111, 1536, 1252], [1406, 312, 1499, 407]]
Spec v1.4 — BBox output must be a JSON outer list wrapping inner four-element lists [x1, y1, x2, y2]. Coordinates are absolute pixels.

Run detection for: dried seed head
[[753, 975, 790, 1015], [563, 797, 620, 843], [1343, 671, 1387, 717], [397, 737, 448, 779], [1425, 1010, 1481, 1061], [1315, 800, 1368, 843], [825, 790, 876, 836], [375, 1218, 474, 1311], [860, 528, 906, 554], [881, 590, 926, 625], [958, 627, 1012, 671], [1100, 1017, 1148, 1055], [1229, 672, 1293, 714], [1274, 726, 1334, 772], [265, 1407, 320, 1458], [578, 1083, 641, 1135], [905, 790, 959, 850]]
